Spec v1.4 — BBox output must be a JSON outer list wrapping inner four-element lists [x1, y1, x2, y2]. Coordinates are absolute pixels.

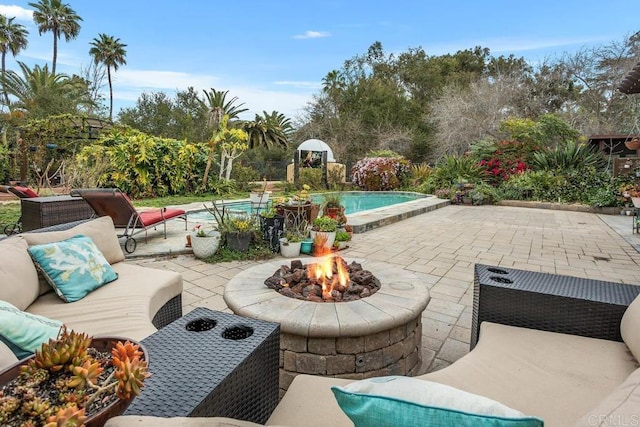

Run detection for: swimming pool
[[188, 191, 428, 221]]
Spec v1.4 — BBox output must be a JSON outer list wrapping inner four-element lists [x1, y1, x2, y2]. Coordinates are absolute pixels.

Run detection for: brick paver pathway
[[131, 205, 640, 373]]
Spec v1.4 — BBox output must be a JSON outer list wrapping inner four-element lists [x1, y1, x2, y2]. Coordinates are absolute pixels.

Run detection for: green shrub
[[298, 168, 324, 190], [425, 155, 485, 191], [530, 141, 605, 173]]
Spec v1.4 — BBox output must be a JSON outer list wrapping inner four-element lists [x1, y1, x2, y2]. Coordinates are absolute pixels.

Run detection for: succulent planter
[[190, 231, 221, 259], [0, 337, 148, 427]]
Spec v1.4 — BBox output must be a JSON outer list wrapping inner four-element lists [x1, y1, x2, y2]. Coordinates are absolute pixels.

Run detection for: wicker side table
[[124, 307, 280, 424], [21, 195, 94, 231], [472, 264, 640, 349]]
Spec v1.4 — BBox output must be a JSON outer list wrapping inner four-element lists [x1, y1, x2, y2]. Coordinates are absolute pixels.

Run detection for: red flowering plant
[[476, 140, 529, 185]]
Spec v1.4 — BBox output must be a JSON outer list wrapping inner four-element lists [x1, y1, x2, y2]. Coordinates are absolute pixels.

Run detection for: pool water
[[189, 191, 427, 221]]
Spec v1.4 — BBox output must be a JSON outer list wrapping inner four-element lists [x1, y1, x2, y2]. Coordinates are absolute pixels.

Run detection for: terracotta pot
[[625, 137, 640, 151], [0, 337, 147, 427]]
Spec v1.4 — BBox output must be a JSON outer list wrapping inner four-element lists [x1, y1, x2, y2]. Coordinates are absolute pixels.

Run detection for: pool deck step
[[348, 196, 450, 234]]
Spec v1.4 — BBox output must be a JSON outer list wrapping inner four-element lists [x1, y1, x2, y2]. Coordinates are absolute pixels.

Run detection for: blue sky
[[0, 1, 638, 120]]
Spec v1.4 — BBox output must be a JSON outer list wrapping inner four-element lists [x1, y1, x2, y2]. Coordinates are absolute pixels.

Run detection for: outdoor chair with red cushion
[[70, 188, 187, 253]]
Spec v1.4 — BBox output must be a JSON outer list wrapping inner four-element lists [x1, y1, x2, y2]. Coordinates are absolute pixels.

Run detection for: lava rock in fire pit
[[263, 256, 381, 302]]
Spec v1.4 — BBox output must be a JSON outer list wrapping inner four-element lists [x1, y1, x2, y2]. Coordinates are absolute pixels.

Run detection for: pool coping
[[187, 192, 450, 234], [124, 193, 449, 259]]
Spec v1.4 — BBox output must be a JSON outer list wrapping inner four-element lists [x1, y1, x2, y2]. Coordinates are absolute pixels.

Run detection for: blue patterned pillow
[[0, 300, 63, 359], [27, 235, 118, 302], [332, 376, 543, 427]]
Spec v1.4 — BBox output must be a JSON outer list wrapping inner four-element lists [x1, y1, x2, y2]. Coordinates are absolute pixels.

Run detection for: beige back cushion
[[575, 367, 640, 426], [621, 293, 640, 362], [21, 216, 124, 264], [0, 236, 39, 310]]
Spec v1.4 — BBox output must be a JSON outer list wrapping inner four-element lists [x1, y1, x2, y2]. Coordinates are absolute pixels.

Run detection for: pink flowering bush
[[351, 157, 411, 191]]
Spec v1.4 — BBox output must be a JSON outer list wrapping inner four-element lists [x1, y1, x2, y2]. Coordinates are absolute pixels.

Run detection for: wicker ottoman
[[124, 307, 280, 424]]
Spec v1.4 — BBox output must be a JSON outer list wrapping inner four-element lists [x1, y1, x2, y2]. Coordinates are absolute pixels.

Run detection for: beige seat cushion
[[266, 375, 353, 426], [25, 263, 182, 341], [575, 367, 640, 426], [0, 236, 39, 310], [21, 216, 125, 264], [424, 322, 638, 427], [621, 293, 640, 362]]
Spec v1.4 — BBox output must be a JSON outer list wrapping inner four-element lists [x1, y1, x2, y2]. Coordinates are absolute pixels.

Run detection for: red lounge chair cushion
[[138, 209, 186, 227], [13, 186, 39, 198]]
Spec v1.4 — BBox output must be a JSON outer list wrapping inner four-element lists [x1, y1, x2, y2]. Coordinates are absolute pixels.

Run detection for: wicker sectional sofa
[[0, 216, 183, 371], [108, 267, 640, 427]]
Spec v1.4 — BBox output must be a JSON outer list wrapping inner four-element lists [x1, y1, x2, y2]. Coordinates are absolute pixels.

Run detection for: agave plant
[[0, 327, 149, 426], [530, 140, 605, 173]]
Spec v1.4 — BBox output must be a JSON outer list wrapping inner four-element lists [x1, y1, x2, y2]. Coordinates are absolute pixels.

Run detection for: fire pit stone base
[[224, 257, 430, 396], [278, 316, 422, 397]]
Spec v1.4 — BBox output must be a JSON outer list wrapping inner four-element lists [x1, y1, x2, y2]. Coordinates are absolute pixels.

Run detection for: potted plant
[[204, 201, 257, 252], [333, 229, 351, 250], [280, 231, 303, 258], [0, 327, 149, 426], [259, 205, 284, 253], [223, 216, 257, 252], [190, 224, 221, 259], [322, 193, 344, 216], [310, 216, 338, 249]]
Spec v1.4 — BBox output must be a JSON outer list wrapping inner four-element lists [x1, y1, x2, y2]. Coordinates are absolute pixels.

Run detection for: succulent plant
[[1, 327, 149, 426]]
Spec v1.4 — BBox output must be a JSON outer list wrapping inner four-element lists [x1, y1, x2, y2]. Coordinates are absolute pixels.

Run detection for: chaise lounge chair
[[0, 185, 39, 235], [70, 188, 187, 253]]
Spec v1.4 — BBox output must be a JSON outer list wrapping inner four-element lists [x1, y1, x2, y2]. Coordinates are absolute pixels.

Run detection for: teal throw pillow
[[0, 300, 63, 359], [331, 376, 544, 427], [27, 235, 118, 303]]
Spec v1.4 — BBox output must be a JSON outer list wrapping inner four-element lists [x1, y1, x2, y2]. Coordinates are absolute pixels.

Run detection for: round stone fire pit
[[224, 257, 430, 396]]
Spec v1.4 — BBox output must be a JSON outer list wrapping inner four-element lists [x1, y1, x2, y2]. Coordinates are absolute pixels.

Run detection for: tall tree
[[89, 33, 126, 121], [243, 110, 293, 149], [200, 88, 248, 187], [0, 15, 28, 106], [29, 0, 82, 74], [1, 61, 93, 117]]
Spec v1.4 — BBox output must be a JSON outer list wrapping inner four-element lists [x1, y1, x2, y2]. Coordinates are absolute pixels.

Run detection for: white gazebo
[[286, 139, 346, 185]]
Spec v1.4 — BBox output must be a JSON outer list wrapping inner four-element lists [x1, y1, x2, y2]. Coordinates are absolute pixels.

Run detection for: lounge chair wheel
[[124, 237, 137, 254], [3, 223, 20, 236]]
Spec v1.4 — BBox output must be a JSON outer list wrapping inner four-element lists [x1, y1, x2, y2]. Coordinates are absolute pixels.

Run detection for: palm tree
[[89, 33, 126, 121], [0, 15, 29, 106], [29, 0, 82, 74], [200, 88, 248, 188], [1, 61, 93, 117], [243, 110, 293, 149]]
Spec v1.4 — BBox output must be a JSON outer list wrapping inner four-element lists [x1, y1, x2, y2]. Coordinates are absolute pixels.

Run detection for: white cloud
[[0, 5, 33, 21], [273, 80, 322, 90], [115, 69, 219, 90], [292, 30, 330, 40], [111, 69, 315, 119]]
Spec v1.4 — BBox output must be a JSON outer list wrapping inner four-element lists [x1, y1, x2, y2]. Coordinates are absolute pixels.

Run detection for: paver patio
[[128, 204, 640, 373]]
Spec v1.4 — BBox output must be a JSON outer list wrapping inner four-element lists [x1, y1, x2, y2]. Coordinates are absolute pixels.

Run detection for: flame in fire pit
[[307, 246, 349, 300]]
